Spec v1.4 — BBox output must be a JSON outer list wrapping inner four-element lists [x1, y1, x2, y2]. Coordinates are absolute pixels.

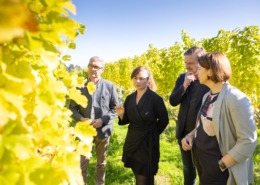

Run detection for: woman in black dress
[[115, 66, 169, 185], [181, 52, 257, 184]]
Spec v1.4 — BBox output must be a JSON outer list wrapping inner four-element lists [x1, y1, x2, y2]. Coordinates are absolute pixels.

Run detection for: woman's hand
[[181, 134, 194, 151], [115, 104, 124, 120]]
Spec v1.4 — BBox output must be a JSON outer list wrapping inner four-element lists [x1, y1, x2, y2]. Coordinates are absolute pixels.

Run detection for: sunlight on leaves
[[87, 81, 96, 95], [68, 88, 88, 107]]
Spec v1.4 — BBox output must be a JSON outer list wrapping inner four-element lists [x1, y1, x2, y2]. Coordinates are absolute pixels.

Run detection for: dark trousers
[[179, 140, 196, 185]]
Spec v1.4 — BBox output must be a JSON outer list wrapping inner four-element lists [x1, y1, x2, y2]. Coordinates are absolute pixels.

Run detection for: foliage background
[[86, 25, 260, 184], [102, 26, 260, 112], [0, 0, 259, 185]]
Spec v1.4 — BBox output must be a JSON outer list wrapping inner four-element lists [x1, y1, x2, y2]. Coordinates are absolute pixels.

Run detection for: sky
[[66, 0, 260, 67]]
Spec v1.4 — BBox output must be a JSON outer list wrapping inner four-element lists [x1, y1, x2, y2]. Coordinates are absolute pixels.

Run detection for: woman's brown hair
[[198, 52, 232, 83], [131, 66, 157, 92]]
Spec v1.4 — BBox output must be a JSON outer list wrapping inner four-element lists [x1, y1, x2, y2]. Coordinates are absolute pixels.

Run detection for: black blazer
[[69, 78, 119, 139], [169, 73, 209, 140]]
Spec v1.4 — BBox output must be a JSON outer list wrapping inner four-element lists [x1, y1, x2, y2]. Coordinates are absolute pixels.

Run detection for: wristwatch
[[218, 159, 227, 172]]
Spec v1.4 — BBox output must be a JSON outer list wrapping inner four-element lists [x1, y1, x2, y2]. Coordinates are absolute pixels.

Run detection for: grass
[[85, 118, 260, 185]]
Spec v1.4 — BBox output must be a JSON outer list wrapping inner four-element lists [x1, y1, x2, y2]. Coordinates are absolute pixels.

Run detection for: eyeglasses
[[88, 64, 103, 70], [132, 77, 149, 81]]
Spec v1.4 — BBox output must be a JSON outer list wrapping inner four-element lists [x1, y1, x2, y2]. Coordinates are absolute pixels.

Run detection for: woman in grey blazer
[[181, 52, 258, 185]]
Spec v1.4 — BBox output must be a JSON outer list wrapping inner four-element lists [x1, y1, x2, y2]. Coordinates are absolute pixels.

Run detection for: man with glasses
[[169, 46, 209, 185], [69, 56, 119, 185]]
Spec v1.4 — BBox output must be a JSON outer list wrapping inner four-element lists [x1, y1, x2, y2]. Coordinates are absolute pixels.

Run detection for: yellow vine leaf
[[1, 60, 36, 95], [33, 98, 53, 122], [40, 50, 59, 71], [87, 81, 96, 95], [0, 0, 90, 184], [0, 134, 3, 160], [0, 90, 25, 121], [4, 134, 33, 160], [29, 164, 61, 185], [62, 72, 76, 88], [60, 152, 83, 185], [77, 140, 93, 158], [0, 166, 21, 185], [74, 121, 96, 141], [68, 88, 88, 107], [77, 76, 85, 85], [0, 1, 39, 43], [74, 120, 96, 157], [63, 1, 76, 15], [0, 95, 14, 127]]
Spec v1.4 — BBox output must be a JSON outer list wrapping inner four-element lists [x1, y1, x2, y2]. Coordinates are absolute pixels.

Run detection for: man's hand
[[90, 118, 103, 128], [183, 72, 196, 89], [80, 117, 90, 122]]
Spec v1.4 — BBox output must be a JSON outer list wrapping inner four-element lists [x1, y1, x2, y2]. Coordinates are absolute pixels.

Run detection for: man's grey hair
[[88, 56, 105, 67], [184, 46, 205, 58]]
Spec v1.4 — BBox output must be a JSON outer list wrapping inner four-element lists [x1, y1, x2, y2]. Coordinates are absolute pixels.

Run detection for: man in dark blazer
[[169, 46, 209, 185], [69, 56, 119, 185]]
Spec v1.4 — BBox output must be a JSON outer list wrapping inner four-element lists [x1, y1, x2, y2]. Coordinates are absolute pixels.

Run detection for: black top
[[193, 93, 229, 185], [119, 88, 169, 179]]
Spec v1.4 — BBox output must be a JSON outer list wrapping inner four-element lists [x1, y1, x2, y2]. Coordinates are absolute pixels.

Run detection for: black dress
[[193, 93, 229, 185], [118, 88, 169, 183]]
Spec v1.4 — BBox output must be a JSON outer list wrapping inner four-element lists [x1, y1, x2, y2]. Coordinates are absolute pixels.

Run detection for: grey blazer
[[69, 78, 119, 139], [203, 82, 258, 185]]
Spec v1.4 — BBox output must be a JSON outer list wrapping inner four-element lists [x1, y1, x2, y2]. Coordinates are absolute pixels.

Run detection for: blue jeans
[[179, 140, 196, 185]]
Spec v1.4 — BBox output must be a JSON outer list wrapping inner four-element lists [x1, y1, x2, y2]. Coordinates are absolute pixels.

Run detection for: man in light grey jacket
[[69, 56, 119, 185]]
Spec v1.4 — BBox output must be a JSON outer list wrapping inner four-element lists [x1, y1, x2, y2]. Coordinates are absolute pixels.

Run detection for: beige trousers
[[80, 136, 110, 185]]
